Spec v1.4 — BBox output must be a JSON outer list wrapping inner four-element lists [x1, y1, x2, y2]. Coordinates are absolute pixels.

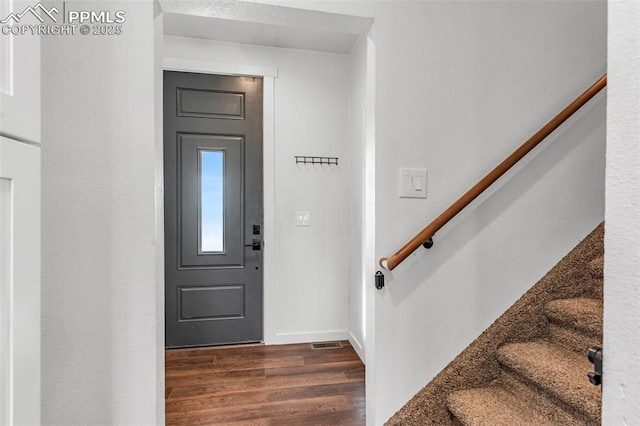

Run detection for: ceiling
[[161, 0, 373, 55]]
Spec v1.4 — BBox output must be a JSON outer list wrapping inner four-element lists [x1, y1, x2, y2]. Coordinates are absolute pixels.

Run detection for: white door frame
[[162, 57, 279, 344]]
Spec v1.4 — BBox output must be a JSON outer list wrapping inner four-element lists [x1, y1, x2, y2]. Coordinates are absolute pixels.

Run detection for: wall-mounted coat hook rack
[[295, 156, 339, 166]]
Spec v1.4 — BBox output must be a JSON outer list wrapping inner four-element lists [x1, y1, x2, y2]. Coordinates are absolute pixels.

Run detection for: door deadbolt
[[244, 238, 262, 250]]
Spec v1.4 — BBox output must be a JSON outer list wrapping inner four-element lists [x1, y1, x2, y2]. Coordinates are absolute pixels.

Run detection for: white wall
[[164, 36, 354, 345], [604, 2, 640, 424], [247, 1, 607, 424], [41, 1, 162, 424], [371, 3, 606, 422], [153, 3, 166, 422]]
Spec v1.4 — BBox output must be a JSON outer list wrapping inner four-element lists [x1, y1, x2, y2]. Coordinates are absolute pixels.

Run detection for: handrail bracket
[[422, 238, 434, 249]]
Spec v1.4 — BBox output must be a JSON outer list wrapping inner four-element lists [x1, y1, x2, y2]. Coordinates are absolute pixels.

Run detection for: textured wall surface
[[41, 1, 162, 424], [604, 2, 640, 424]]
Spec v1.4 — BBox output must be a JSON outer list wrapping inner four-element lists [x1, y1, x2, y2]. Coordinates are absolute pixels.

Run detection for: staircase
[[448, 293, 602, 425], [386, 225, 603, 425]]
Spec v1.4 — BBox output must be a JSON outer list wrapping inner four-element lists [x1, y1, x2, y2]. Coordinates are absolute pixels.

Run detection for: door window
[[200, 150, 224, 253]]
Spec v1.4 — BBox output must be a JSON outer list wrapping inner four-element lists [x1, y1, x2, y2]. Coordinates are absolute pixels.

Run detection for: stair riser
[[499, 369, 597, 425], [451, 415, 464, 426], [548, 323, 602, 355], [544, 300, 603, 338]]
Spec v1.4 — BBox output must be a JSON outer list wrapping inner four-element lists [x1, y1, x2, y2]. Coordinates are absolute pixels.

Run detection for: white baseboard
[[348, 331, 366, 364], [266, 330, 349, 345]]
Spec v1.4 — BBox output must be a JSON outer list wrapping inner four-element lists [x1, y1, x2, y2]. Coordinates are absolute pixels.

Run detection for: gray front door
[[164, 71, 263, 348]]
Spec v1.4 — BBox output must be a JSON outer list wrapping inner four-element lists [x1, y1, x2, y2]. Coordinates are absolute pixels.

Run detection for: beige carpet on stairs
[[385, 224, 604, 425]]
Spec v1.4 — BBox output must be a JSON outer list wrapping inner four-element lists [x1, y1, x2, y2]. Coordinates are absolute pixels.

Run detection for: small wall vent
[[311, 342, 343, 350]]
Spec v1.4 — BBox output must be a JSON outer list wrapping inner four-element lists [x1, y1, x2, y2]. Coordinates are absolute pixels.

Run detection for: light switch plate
[[296, 211, 310, 226], [399, 168, 427, 199]]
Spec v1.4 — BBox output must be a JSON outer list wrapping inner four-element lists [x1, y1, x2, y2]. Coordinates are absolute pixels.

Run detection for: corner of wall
[[603, 2, 640, 423], [154, 8, 166, 426]]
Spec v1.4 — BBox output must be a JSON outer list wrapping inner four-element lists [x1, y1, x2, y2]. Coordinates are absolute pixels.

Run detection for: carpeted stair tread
[[545, 298, 602, 336], [447, 386, 556, 426], [497, 341, 601, 420]]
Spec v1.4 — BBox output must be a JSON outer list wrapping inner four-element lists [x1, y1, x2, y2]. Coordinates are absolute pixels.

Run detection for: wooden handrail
[[380, 74, 607, 271]]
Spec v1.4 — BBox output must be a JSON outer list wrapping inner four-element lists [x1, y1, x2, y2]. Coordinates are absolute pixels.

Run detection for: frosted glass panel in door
[[200, 150, 224, 253]]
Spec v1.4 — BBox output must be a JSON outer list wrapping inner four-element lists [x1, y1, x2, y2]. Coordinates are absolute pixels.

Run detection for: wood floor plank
[[210, 408, 366, 426], [166, 396, 352, 425], [168, 378, 267, 401], [167, 389, 269, 413], [168, 370, 349, 400], [265, 360, 364, 377], [167, 381, 365, 414], [165, 348, 192, 360], [166, 355, 304, 375], [166, 368, 266, 388], [223, 420, 269, 426], [165, 340, 365, 425], [266, 381, 365, 404], [268, 407, 367, 426]]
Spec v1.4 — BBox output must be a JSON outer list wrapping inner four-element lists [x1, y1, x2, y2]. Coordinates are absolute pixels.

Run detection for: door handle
[[244, 238, 262, 250]]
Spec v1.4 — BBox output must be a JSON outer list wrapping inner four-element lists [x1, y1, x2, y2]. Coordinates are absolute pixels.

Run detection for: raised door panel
[[0, 0, 41, 144], [0, 136, 41, 426]]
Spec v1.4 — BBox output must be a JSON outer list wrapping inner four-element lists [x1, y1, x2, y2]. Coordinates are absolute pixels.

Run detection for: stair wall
[[385, 224, 604, 425]]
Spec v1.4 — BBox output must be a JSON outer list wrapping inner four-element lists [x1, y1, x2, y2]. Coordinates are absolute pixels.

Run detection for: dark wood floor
[[165, 340, 365, 425]]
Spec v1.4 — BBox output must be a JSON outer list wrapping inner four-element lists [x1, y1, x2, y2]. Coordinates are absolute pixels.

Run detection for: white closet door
[[0, 0, 41, 145], [0, 136, 41, 426]]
